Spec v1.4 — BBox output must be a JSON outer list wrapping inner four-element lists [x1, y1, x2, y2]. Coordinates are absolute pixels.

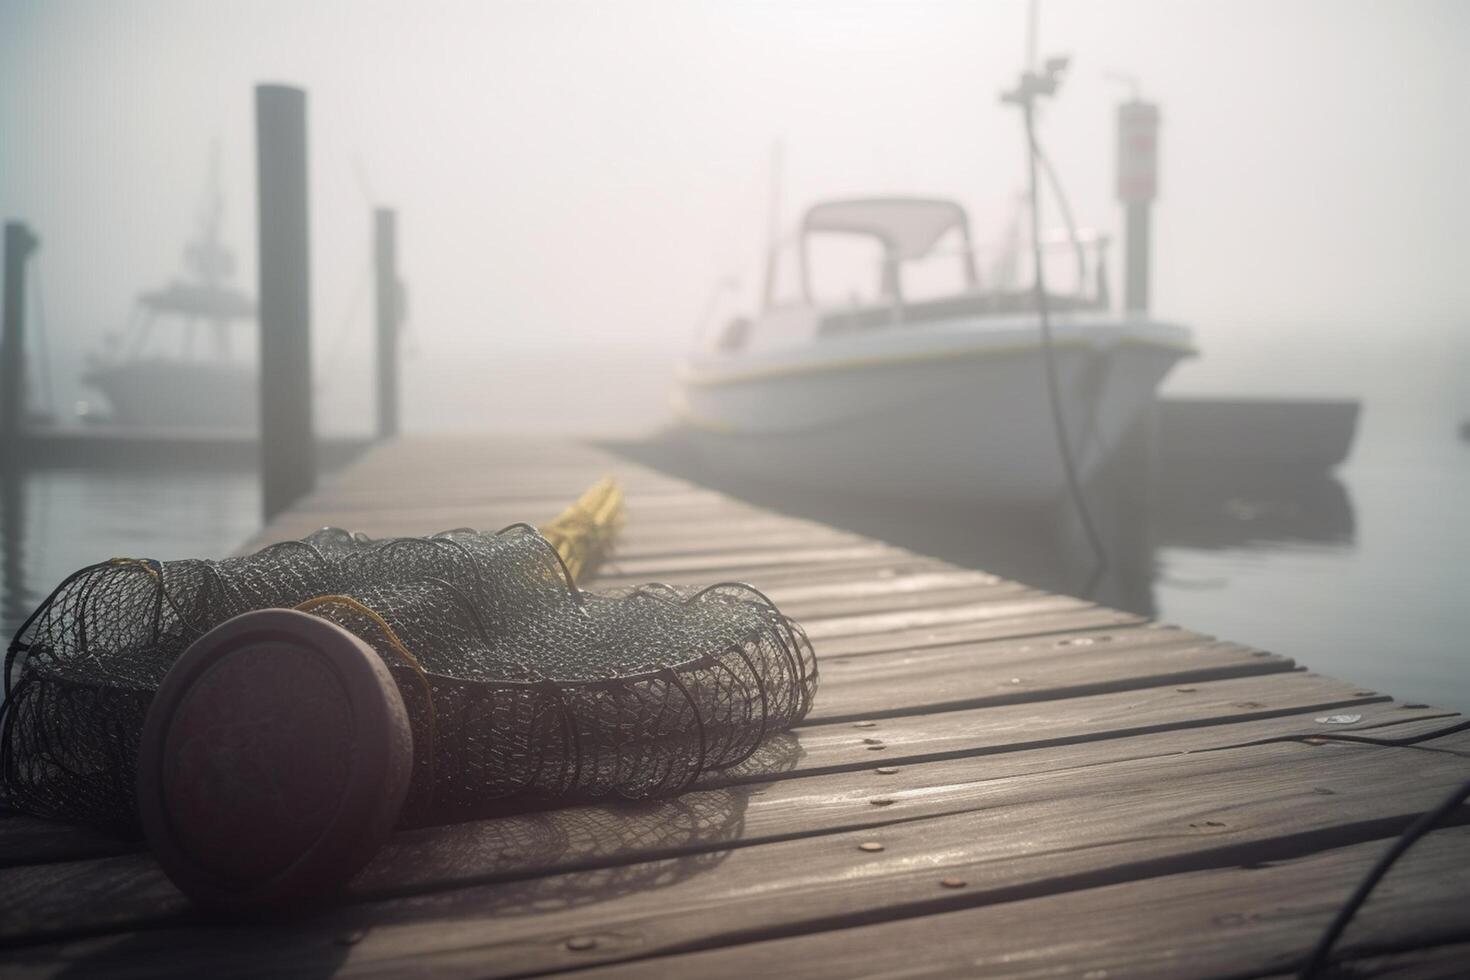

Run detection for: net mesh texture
[[0, 479, 818, 834]]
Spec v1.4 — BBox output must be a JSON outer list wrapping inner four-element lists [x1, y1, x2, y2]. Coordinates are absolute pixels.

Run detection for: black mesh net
[[0, 484, 817, 836]]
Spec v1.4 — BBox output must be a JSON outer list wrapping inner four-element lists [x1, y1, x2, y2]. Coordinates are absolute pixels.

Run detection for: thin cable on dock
[[1008, 58, 1111, 593], [1298, 775, 1470, 979]]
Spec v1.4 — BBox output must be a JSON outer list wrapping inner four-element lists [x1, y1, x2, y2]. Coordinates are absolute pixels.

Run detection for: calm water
[[1, 466, 261, 634], [615, 403, 1470, 715], [3, 401, 1466, 714], [1151, 418, 1469, 713]]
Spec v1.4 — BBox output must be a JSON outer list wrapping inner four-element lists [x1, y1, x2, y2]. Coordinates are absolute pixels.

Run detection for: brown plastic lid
[[137, 608, 413, 910]]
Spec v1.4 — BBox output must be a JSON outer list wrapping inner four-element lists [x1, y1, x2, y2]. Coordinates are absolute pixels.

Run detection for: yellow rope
[[539, 476, 625, 584], [108, 557, 158, 576]]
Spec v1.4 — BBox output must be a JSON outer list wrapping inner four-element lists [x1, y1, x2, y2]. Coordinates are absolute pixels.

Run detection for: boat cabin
[[719, 196, 1111, 351]]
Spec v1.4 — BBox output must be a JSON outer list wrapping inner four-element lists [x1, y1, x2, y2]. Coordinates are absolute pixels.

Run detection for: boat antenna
[[186, 141, 234, 289], [1025, 0, 1040, 70], [1001, 53, 1111, 588], [760, 138, 785, 312], [1018, 3, 1085, 295]]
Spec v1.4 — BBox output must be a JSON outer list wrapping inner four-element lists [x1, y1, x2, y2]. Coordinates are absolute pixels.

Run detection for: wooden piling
[[373, 208, 399, 440], [1124, 202, 1150, 313], [1, 222, 39, 457], [1116, 99, 1159, 315], [254, 84, 316, 520]]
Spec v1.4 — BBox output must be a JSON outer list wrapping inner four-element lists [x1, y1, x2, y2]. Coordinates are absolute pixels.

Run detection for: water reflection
[[606, 431, 1357, 623], [0, 441, 383, 644], [0, 463, 263, 644], [1154, 463, 1353, 551]]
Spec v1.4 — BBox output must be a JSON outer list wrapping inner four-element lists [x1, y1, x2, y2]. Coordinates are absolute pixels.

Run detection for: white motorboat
[[675, 196, 1195, 504]]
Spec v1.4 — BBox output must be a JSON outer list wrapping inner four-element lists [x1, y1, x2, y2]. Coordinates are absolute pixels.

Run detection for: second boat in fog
[[81, 150, 258, 431]]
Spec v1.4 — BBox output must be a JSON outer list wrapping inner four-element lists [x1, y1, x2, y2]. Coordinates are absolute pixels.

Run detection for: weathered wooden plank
[[5, 725, 1464, 974], [0, 707, 1456, 950], [599, 543, 912, 578], [588, 553, 954, 591], [565, 827, 1470, 980], [612, 504, 839, 530], [813, 605, 1148, 658], [758, 568, 1002, 603], [1268, 941, 1470, 980], [806, 628, 1293, 721], [800, 592, 1090, 640], [769, 580, 1034, 621], [601, 526, 864, 558], [721, 670, 1414, 781]]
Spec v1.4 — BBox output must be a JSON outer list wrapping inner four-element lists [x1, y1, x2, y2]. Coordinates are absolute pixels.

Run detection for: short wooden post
[[2, 222, 39, 457], [373, 208, 399, 440], [255, 84, 316, 520], [1116, 99, 1159, 315]]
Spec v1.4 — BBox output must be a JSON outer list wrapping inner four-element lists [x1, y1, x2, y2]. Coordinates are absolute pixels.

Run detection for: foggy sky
[[2, 0, 1466, 434]]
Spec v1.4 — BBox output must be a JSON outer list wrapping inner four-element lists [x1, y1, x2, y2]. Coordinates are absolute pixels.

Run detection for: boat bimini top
[[798, 197, 979, 300], [751, 193, 1113, 344], [803, 197, 978, 269]]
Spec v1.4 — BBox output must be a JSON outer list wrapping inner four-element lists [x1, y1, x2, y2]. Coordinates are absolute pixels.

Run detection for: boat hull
[[677, 320, 1191, 505], [84, 361, 258, 431]]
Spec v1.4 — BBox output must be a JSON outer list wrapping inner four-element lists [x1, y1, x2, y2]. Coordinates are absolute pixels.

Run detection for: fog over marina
[[2, 1, 1468, 707], [3, 0, 1466, 436]]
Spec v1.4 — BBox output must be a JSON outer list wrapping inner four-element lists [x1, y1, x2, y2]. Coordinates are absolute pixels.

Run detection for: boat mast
[[760, 138, 784, 312], [189, 143, 236, 357]]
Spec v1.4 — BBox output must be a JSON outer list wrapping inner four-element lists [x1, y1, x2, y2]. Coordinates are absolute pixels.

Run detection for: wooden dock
[[3, 434, 1468, 977]]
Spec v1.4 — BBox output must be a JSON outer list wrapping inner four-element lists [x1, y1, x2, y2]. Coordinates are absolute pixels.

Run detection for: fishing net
[[0, 479, 818, 836]]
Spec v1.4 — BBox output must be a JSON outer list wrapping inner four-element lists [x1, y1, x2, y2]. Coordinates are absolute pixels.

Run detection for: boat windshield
[[795, 198, 980, 308], [741, 195, 1111, 349]]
